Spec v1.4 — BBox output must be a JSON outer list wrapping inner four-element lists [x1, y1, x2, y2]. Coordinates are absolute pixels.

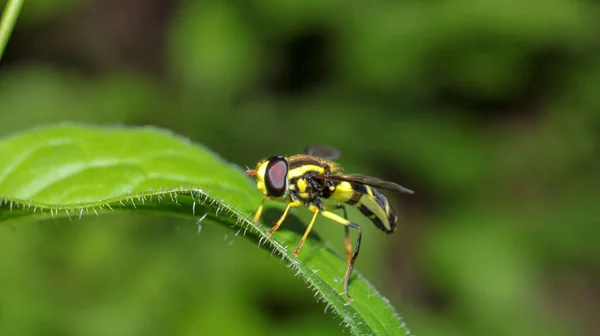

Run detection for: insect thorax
[[289, 172, 327, 203], [287, 154, 341, 174], [286, 155, 336, 202]]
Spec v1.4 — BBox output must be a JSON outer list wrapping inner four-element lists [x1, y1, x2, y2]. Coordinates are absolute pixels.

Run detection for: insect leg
[[322, 205, 352, 263], [293, 208, 320, 257], [267, 199, 301, 236], [322, 204, 348, 220], [320, 210, 362, 301], [253, 197, 289, 223], [344, 226, 352, 265], [252, 198, 266, 222]]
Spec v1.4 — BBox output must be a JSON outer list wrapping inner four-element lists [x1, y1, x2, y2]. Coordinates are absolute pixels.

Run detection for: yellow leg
[[344, 227, 352, 263], [268, 199, 301, 236], [320, 210, 362, 301], [293, 209, 320, 257], [322, 205, 351, 262], [252, 198, 266, 223]]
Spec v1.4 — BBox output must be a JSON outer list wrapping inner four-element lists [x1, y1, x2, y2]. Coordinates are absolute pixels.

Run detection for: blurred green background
[[0, 0, 599, 335]]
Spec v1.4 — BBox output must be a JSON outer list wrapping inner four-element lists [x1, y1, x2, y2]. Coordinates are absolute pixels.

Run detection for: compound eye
[[265, 156, 288, 197]]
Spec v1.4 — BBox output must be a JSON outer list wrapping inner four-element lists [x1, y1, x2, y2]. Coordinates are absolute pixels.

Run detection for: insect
[[245, 145, 414, 300]]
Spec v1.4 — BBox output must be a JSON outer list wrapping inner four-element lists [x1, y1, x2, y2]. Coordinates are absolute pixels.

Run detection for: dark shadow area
[[252, 278, 315, 326], [264, 26, 332, 96]]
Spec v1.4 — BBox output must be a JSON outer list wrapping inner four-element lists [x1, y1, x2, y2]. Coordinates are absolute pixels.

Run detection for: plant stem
[[0, 0, 24, 62]]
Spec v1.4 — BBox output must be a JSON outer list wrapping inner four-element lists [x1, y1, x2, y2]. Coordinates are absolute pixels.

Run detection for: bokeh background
[[0, 0, 598, 335]]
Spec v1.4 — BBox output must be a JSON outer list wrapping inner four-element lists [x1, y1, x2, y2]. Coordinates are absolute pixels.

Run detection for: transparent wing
[[314, 173, 414, 194], [303, 144, 341, 160]]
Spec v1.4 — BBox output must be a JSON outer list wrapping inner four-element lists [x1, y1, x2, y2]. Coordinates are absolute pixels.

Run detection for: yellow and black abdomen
[[327, 181, 398, 233]]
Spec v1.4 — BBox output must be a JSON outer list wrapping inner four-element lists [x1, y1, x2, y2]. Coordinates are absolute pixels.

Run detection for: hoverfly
[[246, 145, 413, 300]]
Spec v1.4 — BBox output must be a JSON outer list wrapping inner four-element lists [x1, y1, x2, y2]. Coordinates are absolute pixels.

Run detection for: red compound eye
[[265, 156, 288, 197]]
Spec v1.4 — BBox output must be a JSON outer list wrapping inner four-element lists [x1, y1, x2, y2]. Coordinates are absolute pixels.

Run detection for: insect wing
[[315, 173, 414, 194], [303, 145, 341, 160]]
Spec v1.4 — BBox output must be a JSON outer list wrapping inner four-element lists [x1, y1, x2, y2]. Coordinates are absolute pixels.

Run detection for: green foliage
[[0, 124, 409, 336], [1, 0, 599, 335]]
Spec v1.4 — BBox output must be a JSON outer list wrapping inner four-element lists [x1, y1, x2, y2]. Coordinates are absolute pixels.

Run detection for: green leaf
[[0, 0, 24, 61], [0, 124, 410, 336]]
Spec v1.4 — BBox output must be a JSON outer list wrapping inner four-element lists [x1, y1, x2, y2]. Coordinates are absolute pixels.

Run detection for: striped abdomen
[[327, 181, 398, 233]]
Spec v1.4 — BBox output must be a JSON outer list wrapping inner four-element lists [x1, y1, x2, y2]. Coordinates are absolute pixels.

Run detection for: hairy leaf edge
[[0, 123, 411, 335], [0, 187, 410, 335]]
